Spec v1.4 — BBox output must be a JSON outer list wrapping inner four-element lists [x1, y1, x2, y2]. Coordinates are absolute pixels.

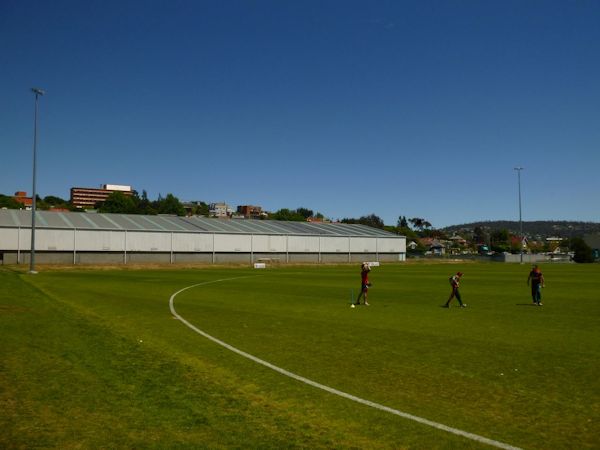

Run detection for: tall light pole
[[30, 87, 45, 274], [514, 167, 524, 264]]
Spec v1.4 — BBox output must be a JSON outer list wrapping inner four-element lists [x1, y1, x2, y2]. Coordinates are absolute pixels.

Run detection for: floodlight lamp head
[[514, 166, 524, 171], [31, 87, 45, 96]]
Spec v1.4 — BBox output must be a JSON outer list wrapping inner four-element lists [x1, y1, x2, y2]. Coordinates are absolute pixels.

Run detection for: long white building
[[0, 210, 406, 265]]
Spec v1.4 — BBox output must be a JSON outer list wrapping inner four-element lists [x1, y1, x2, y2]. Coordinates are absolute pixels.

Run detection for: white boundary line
[[169, 277, 523, 450]]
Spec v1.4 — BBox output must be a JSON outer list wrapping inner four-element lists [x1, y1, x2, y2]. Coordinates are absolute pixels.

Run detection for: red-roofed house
[[13, 191, 32, 209]]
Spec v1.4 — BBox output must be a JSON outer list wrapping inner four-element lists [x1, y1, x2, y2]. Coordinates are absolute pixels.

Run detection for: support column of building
[[17, 227, 21, 264], [212, 233, 216, 264], [73, 228, 77, 264], [348, 237, 351, 263], [318, 236, 321, 263]]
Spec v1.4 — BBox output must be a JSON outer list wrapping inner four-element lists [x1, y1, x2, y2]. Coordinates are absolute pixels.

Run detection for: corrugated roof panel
[[333, 224, 366, 236], [57, 213, 75, 228], [0, 210, 400, 238], [222, 219, 260, 233], [308, 222, 346, 236], [106, 214, 143, 230], [191, 217, 259, 234], [225, 220, 258, 233], [62, 213, 99, 228], [82, 213, 120, 229], [0, 210, 22, 227], [79, 213, 103, 229], [249, 220, 292, 234], [278, 221, 310, 235], [209, 219, 248, 233], [336, 223, 375, 236], [176, 217, 213, 232], [152, 216, 189, 231], [38, 212, 64, 228], [186, 217, 228, 232], [138, 215, 168, 231]]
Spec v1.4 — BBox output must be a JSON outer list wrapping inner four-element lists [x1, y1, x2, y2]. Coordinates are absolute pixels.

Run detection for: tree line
[[0, 193, 78, 211], [343, 214, 596, 263], [0, 191, 196, 216], [96, 191, 193, 216]]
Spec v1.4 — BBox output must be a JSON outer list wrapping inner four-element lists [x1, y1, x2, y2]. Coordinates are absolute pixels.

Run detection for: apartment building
[[70, 184, 135, 208], [236, 205, 264, 219]]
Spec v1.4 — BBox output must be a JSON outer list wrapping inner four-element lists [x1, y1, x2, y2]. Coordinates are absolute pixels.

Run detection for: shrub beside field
[[1, 263, 599, 449]]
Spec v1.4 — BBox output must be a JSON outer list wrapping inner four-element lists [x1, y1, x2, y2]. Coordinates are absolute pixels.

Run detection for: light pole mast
[[30, 87, 45, 274], [514, 167, 524, 264]]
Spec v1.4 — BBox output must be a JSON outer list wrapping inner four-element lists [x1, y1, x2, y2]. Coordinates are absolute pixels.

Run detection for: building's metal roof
[[0, 210, 399, 238]]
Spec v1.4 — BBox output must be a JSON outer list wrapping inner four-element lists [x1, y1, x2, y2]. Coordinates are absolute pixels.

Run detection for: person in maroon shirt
[[527, 265, 545, 305], [354, 262, 372, 306], [444, 271, 466, 308]]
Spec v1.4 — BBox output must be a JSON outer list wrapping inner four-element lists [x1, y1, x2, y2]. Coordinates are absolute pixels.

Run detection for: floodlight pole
[[514, 167, 524, 264], [30, 87, 45, 274]]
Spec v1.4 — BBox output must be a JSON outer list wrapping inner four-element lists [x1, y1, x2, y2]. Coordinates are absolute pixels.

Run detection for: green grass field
[[1, 262, 599, 449]]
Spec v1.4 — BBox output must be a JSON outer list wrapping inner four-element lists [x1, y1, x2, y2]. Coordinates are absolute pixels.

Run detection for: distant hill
[[442, 220, 600, 238]]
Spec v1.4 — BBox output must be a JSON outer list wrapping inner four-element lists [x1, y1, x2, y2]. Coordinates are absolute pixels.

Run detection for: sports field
[[1, 262, 599, 449]]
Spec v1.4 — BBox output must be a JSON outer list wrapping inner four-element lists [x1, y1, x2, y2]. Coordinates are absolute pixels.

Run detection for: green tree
[[490, 229, 510, 252], [510, 236, 523, 254], [527, 240, 545, 254], [473, 226, 488, 245], [41, 195, 74, 211], [426, 229, 448, 240], [157, 193, 186, 216], [31, 195, 54, 211], [342, 214, 385, 229], [0, 194, 21, 209], [192, 201, 209, 216], [270, 208, 305, 221], [97, 192, 137, 214], [397, 216, 408, 228], [296, 207, 314, 219], [570, 237, 594, 263], [135, 190, 157, 215], [409, 217, 424, 230], [408, 217, 432, 232], [396, 226, 418, 239], [407, 239, 427, 255], [43, 195, 68, 206]]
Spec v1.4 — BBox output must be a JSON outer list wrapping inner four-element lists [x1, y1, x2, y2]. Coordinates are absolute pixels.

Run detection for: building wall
[[70, 187, 134, 208], [209, 203, 230, 217], [0, 226, 406, 265], [0, 249, 406, 265], [502, 253, 551, 263], [237, 205, 263, 218]]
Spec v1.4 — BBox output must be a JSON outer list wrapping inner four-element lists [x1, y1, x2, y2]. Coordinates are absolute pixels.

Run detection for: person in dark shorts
[[527, 265, 545, 306], [354, 262, 372, 306], [444, 271, 466, 308]]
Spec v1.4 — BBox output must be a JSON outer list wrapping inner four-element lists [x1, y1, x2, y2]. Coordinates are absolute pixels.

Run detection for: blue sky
[[2, 0, 599, 227]]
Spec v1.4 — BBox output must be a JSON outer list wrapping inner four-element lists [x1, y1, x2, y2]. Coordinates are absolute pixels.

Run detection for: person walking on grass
[[444, 271, 466, 308], [354, 262, 372, 306], [527, 265, 545, 306]]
